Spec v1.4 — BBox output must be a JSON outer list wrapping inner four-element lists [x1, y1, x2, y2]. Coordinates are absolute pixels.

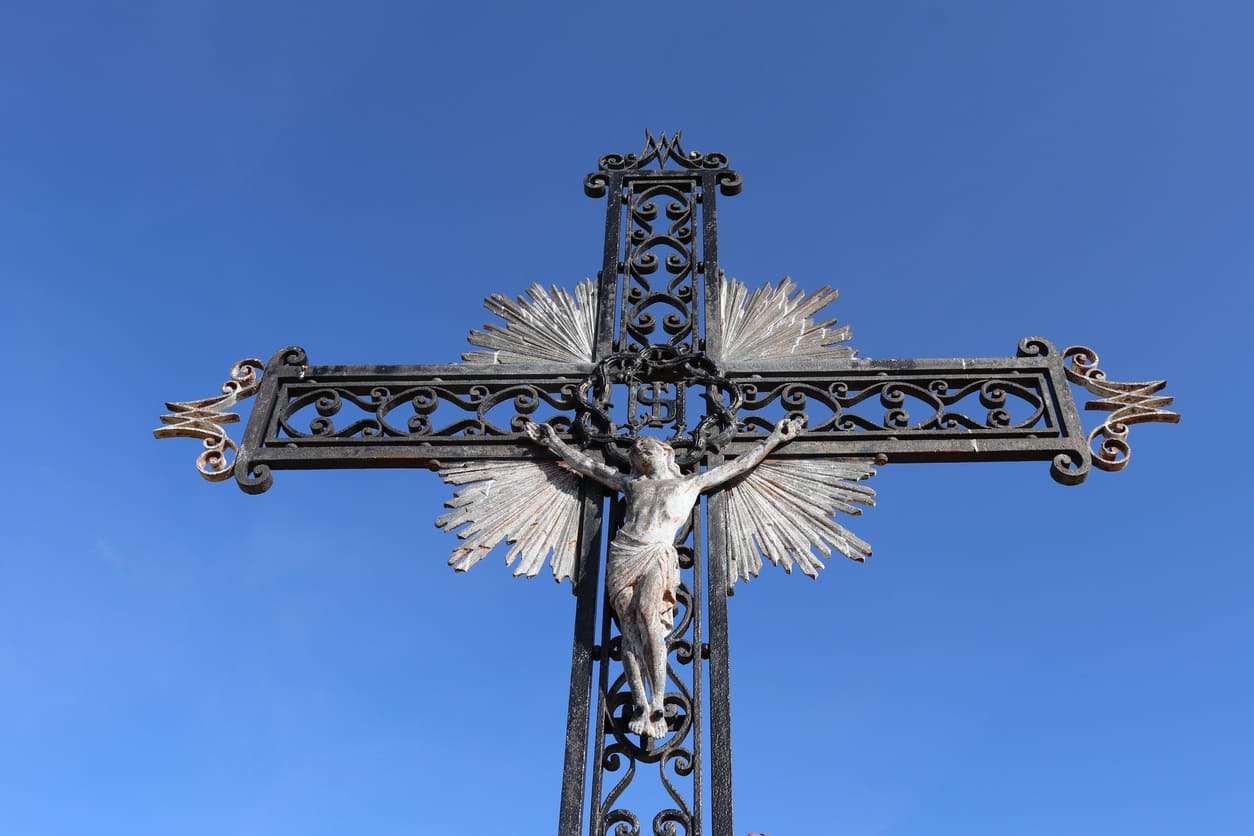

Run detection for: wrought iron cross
[[155, 133, 1178, 836]]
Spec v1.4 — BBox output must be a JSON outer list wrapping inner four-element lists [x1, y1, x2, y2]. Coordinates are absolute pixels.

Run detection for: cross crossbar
[[207, 334, 1103, 498]]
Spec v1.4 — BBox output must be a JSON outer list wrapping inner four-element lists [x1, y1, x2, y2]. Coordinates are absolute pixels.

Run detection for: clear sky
[[1, 2, 1249, 835]]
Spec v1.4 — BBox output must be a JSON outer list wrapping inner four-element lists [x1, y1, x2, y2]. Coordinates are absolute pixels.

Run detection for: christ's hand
[[523, 420, 556, 445], [772, 415, 805, 441]]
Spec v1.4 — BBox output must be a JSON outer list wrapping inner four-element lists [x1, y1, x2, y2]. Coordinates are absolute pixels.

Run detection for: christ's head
[[629, 436, 682, 479]]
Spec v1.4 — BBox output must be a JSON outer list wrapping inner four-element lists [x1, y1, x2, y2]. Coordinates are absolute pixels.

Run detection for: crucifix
[[155, 133, 1178, 836]]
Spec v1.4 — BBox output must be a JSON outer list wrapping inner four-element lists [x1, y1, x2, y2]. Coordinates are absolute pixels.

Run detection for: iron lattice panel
[[722, 337, 1094, 484]]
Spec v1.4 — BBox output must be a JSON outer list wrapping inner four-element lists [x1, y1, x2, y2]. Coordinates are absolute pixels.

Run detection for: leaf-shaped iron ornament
[[722, 458, 877, 587], [436, 459, 585, 582], [713, 276, 856, 365], [462, 280, 597, 364]]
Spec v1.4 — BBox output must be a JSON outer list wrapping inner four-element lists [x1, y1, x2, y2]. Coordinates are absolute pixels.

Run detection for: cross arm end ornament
[[1061, 344, 1180, 474], [154, 347, 314, 493], [152, 357, 266, 483]]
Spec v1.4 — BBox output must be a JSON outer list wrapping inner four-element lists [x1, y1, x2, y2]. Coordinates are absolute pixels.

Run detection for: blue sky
[[1, 2, 1249, 834]]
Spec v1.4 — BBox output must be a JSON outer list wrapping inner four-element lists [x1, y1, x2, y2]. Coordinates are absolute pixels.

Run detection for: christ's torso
[[617, 477, 702, 544]]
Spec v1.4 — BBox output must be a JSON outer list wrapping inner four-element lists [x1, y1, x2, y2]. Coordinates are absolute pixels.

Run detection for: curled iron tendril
[[1063, 345, 1179, 472], [153, 358, 264, 482], [599, 130, 733, 174]]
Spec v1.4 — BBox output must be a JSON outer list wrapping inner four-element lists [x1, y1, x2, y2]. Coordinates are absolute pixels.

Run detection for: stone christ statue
[[435, 281, 877, 742], [524, 417, 804, 738]]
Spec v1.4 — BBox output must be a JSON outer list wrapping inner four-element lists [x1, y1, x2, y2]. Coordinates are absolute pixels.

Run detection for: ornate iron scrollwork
[[153, 358, 264, 481], [592, 130, 739, 179], [277, 382, 582, 439], [576, 346, 743, 469], [585, 132, 742, 361], [621, 179, 699, 350], [1063, 345, 1180, 472], [737, 376, 1047, 434]]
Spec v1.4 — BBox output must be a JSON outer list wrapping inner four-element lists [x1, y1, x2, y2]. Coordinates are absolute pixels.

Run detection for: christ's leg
[[635, 568, 672, 739], [643, 608, 670, 739], [613, 587, 652, 736]]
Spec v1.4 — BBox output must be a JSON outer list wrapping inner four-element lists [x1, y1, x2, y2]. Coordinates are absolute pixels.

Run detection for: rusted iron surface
[[152, 358, 263, 482], [1063, 345, 1181, 472]]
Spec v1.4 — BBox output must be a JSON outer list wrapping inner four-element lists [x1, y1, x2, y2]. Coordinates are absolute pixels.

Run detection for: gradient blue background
[[1, 3, 1246, 834]]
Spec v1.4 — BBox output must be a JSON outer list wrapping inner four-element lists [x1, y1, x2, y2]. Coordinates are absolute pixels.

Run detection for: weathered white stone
[[522, 417, 826, 738], [436, 421, 878, 739]]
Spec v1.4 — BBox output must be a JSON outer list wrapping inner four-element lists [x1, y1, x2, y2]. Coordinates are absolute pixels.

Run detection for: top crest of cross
[[590, 129, 742, 179]]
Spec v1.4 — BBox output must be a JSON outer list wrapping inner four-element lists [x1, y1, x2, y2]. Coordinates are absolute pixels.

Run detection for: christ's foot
[[627, 709, 651, 736]]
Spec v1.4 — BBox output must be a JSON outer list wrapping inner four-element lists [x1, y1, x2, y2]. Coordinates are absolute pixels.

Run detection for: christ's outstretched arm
[[691, 416, 804, 492], [523, 421, 628, 492]]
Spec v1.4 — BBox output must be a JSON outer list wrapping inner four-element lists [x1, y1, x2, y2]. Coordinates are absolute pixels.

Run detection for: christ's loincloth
[[606, 533, 680, 631]]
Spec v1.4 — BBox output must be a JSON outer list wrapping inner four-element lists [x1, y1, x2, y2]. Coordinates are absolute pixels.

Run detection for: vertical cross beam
[[568, 133, 743, 836]]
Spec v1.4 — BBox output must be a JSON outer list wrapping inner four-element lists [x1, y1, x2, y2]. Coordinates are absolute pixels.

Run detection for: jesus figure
[[524, 416, 803, 738]]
